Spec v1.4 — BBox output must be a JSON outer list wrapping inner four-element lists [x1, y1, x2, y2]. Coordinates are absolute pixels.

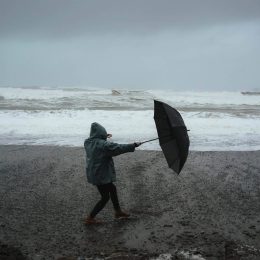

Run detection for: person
[[83, 122, 141, 224]]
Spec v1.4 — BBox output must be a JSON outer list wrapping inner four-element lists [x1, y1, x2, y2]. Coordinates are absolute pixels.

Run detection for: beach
[[0, 145, 260, 259]]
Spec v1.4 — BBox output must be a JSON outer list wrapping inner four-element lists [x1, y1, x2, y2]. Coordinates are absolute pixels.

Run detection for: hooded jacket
[[84, 122, 135, 185]]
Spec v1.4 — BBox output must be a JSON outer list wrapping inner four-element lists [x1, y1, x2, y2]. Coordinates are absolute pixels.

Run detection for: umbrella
[[141, 100, 190, 174]]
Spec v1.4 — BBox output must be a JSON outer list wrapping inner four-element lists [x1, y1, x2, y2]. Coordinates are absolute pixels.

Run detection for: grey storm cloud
[[1, 0, 260, 38], [1, 0, 260, 90]]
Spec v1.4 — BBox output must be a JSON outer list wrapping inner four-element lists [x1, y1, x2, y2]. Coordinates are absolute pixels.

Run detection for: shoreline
[[0, 143, 260, 152], [1, 145, 260, 259]]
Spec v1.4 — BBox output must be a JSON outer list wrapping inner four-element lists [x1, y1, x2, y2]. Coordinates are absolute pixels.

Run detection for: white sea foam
[[0, 109, 259, 150], [0, 86, 111, 99], [148, 90, 260, 107], [0, 86, 259, 150]]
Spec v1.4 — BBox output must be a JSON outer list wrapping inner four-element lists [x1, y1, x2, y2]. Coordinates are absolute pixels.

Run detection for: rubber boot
[[84, 216, 102, 225], [115, 210, 130, 219]]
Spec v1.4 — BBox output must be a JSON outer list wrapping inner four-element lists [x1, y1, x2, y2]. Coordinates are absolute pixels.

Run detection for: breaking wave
[[0, 86, 259, 150]]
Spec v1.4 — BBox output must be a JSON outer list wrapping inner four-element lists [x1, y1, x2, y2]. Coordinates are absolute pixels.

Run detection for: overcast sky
[[1, 0, 260, 90]]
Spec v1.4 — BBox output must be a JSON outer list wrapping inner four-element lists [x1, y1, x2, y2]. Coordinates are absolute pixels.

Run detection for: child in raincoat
[[84, 122, 141, 224]]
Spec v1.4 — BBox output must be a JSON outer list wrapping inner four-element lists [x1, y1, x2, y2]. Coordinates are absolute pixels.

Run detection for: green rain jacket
[[84, 122, 136, 185]]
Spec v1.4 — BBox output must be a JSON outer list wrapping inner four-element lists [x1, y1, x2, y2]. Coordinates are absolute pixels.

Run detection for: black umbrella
[[141, 100, 190, 174]]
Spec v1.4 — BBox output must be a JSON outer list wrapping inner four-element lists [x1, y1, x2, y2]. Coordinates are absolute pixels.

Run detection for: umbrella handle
[[140, 129, 190, 145], [140, 137, 159, 145]]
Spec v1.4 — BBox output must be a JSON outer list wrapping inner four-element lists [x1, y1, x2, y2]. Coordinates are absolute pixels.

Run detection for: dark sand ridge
[[0, 145, 260, 259]]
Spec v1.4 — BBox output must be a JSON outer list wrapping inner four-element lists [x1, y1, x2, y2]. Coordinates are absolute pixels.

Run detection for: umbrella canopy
[[154, 100, 190, 174]]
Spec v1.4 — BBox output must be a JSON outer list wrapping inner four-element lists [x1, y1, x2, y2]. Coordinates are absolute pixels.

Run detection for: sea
[[0, 86, 260, 151]]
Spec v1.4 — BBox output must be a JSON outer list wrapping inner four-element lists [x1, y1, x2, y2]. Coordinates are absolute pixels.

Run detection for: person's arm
[[103, 141, 140, 157]]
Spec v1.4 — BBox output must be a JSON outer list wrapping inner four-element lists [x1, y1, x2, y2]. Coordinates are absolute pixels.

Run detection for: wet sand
[[0, 145, 260, 259]]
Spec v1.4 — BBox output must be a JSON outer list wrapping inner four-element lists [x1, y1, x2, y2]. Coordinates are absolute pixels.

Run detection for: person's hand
[[107, 134, 112, 138], [134, 142, 142, 147]]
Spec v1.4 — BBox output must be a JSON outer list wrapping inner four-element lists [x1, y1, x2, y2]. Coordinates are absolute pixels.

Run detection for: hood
[[89, 122, 107, 140]]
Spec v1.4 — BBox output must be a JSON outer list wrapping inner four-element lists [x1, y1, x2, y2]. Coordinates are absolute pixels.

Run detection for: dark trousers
[[90, 182, 121, 218]]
